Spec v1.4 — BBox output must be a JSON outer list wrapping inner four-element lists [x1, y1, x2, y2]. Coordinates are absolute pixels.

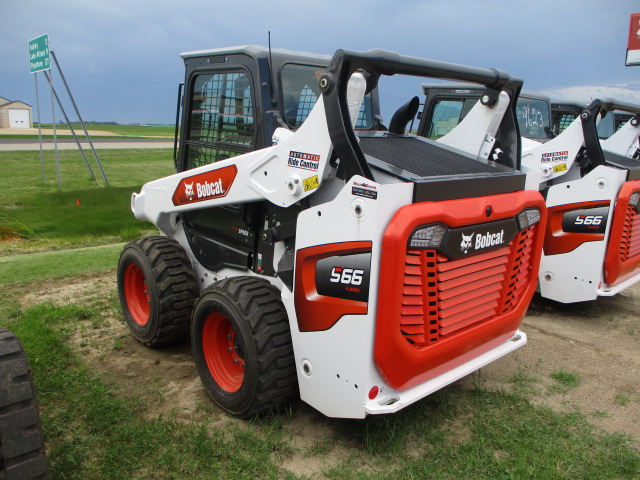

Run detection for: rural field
[[1, 142, 639, 479], [0, 123, 176, 139]]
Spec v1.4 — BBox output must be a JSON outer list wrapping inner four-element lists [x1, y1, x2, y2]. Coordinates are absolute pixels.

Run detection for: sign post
[[28, 34, 60, 187], [28, 34, 51, 184], [626, 13, 640, 66]]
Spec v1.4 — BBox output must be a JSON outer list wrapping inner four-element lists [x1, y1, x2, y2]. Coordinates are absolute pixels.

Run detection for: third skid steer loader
[[418, 84, 640, 303], [520, 99, 640, 302], [117, 47, 547, 419]]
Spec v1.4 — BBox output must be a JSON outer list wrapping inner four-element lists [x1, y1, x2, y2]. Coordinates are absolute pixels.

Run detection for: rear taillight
[[408, 224, 447, 249], [517, 208, 542, 230]]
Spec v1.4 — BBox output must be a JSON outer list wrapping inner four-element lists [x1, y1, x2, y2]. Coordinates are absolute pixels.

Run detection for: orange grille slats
[[399, 225, 536, 348], [404, 275, 423, 286], [401, 306, 423, 316], [438, 272, 505, 300], [404, 264, 422, 276], [439, 307, 497, 335], [403, 285, 423, 296], [437, 255, 508, 281], [402, 295, 424, 306], [438, 269, 506, 295], [438, 285, 503, 312], [436, 246, 510, 272]]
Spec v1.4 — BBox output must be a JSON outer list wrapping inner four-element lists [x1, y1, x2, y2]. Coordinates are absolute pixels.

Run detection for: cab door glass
[[428, 99, 464, 139], [185, 71, 254, 170]]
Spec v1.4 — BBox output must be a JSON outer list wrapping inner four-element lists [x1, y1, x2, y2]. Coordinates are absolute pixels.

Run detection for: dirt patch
[[12, 271, 640, 475], [469, 291, 640, 443]]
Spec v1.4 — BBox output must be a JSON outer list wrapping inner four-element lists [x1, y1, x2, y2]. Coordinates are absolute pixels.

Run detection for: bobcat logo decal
[[460, 232, 474, 254], [184, 182, 194, 200], [171, 165, 238, 206]]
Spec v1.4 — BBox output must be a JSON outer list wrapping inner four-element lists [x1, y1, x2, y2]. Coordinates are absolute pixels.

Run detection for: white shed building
[[0, 97, 33, 129]]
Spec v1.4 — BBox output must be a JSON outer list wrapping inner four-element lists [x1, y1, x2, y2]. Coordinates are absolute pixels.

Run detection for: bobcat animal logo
[[184, 182, 194, 200], [460, 232, 474, 254]]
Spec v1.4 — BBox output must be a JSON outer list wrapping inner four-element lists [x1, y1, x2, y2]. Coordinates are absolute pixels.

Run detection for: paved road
[[0, 137, 173, 151]]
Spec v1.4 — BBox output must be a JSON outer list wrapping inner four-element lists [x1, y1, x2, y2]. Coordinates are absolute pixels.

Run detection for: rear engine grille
[[618, 204, 640, 263], [400, 225, 537, 347]]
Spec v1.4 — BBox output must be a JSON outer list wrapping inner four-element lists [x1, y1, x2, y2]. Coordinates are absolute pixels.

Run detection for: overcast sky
[[2, 0, 640, 125]]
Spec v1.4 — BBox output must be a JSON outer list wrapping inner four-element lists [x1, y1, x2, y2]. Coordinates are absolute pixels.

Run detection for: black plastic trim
[[412, 173, 527, 203]]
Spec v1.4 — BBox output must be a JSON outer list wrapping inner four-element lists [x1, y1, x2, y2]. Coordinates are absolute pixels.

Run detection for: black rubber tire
[[0, 328, 50, 480], [191, 277, 297, 419], [117, 236, 199, 347]]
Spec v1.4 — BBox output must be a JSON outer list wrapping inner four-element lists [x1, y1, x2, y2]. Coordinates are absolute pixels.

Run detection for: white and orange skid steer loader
[[117, 47, 547, 419], [519, 99, 640, 302], [419, 86, 640, 304]]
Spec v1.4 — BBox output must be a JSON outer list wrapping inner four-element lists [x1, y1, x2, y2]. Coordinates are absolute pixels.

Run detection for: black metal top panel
[[603, 150, 640, 180], [358, 135, 510, 178]]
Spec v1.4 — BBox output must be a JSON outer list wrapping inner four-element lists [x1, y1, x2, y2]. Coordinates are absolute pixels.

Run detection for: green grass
[[549, 369, 582, 394], [615, 393, 631, 406], [0, 244, 123, 284], [0, 149, 174, 254], [0, 303, 289, 480], [1, 300, 638, 479]]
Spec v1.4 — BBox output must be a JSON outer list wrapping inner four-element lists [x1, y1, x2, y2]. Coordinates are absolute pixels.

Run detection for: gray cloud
[[2, 0, 639, 124]]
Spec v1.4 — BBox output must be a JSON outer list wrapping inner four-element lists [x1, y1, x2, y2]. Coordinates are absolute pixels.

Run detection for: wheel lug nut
[[228, 347, 233, 352], [234, 359, 239, 364]]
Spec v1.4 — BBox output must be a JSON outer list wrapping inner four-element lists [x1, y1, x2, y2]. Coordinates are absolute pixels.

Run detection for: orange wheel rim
[[202, 312, 244, 393], [123, 263, 150, 326]]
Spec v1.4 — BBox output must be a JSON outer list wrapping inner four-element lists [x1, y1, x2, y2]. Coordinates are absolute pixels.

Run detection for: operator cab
[[172, 46, 382, 277], [551, 100, 635, 139], [417, 83, 554, 142]]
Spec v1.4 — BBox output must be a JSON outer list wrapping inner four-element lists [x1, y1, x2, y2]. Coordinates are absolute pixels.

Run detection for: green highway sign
[[29, 34, 50, 73]]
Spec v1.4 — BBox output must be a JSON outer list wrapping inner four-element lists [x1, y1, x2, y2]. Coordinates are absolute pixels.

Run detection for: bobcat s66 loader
[[117, 47, 547, 419], [519, 99, 640, 302], [419, 85, 640, 303]]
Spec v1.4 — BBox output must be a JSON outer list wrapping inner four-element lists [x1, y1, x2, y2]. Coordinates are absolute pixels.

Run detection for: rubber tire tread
[[0, 328, 50, 480], [192, 277, 297, 419], [118, 236, 198, 347]]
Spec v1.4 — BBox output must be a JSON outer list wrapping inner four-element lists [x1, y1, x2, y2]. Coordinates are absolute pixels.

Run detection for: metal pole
[[34, 72, 45, 183], [50, 51, 109, 186], [44, 70, 96, 181], [47, 66, 60, 188]]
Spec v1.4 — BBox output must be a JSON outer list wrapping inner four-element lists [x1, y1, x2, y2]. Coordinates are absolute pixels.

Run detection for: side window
[[597, 115, 615, 139], [427, 99, 464, 139], [552, 113, 577, 135], [185, 71, 254, 170]]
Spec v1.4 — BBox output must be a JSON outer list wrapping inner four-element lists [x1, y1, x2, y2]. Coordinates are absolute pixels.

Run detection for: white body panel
[[437, 91, 509, 160], [521, 117, 584, 181], [281, 177, 527, 418], [538, 166, 627, 303]]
